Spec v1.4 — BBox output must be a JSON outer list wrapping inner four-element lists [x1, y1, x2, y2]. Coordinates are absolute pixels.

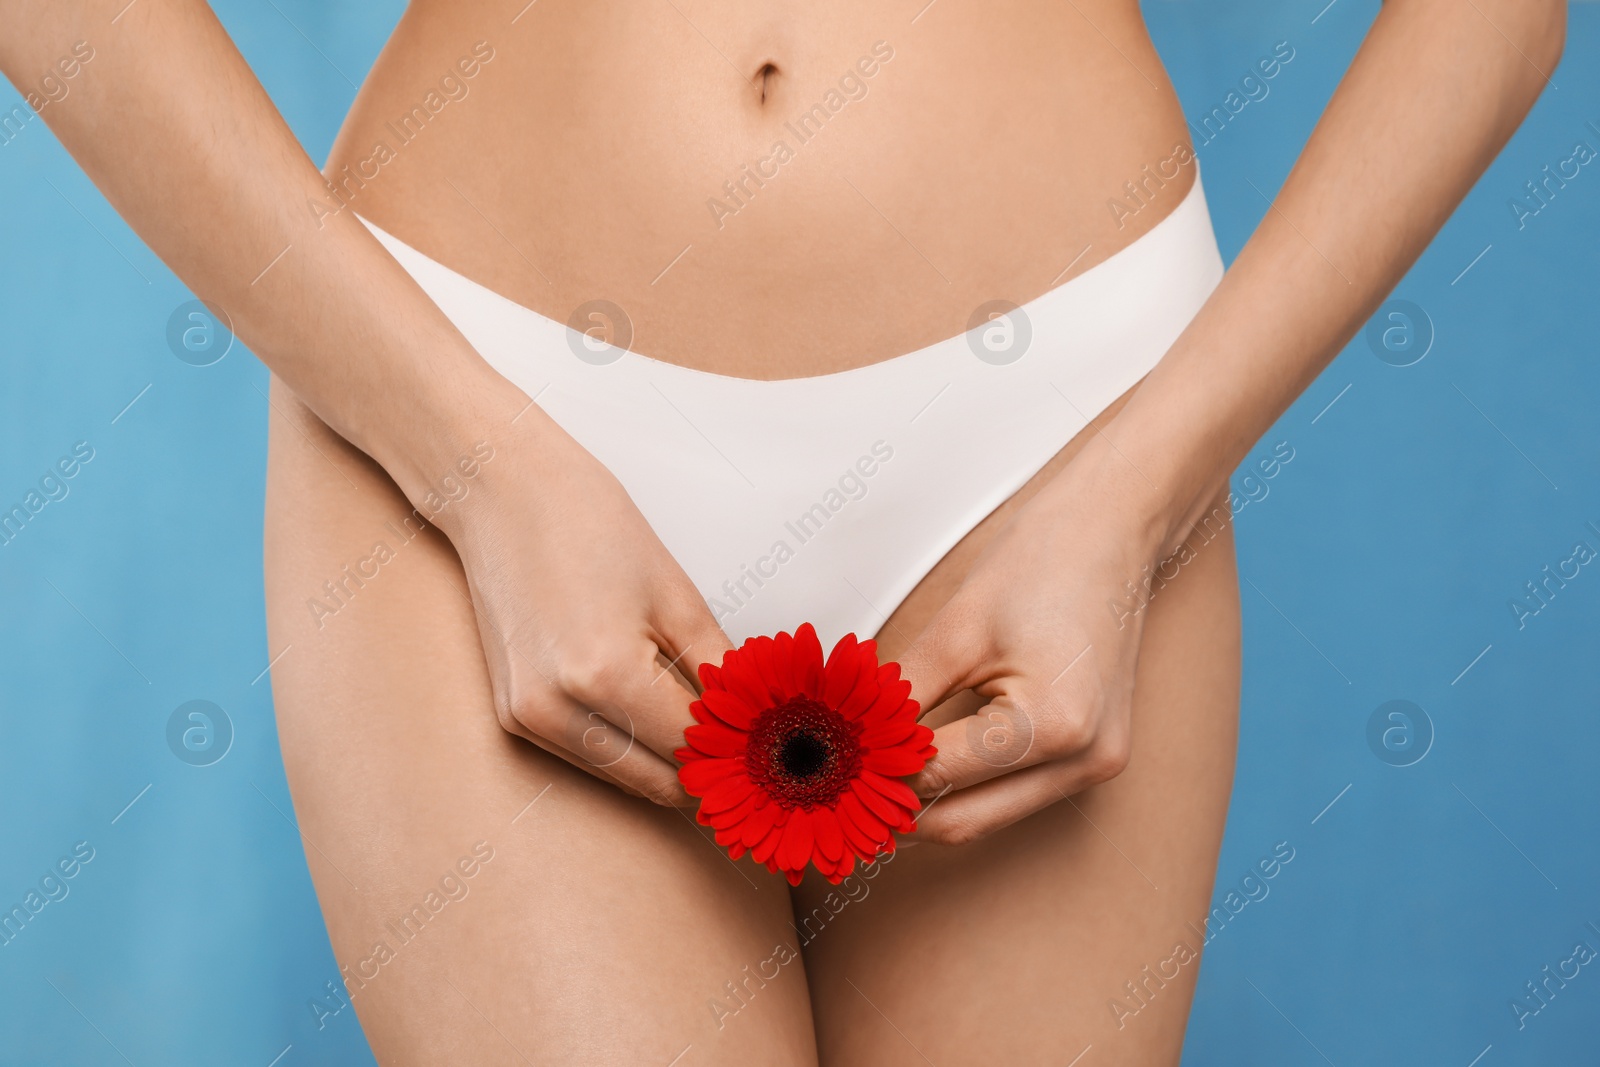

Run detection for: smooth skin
[[1, 0, 1562, 1063]]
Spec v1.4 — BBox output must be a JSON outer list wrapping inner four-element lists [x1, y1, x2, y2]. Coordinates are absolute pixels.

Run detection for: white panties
[[359, 173, 1223, 648]]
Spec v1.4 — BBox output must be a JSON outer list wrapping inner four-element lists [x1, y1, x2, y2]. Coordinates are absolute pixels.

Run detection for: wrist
[[1063, 414, 1231, 564], [368, 362, 551, 540]]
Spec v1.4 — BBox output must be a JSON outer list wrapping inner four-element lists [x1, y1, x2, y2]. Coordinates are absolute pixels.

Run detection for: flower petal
[[752, 816, 786, 865], [862, 747, 927, 776], [701, 689, 758, 730], [699, 660, 723, 690], [739, 799, 783, 848], [836, 653, 881, 720], [701, 776, 756, 816], [793, 624, 826, 699], [857, 718, 917, 748], [749, 636, 783, 702], [678, 757, 744, 795], [683, 722, 748, 759], [837, 792, 892, 852], [777, 808, 815, 874], [823, 633, 861, 708], [851, 778, 905, 827], [861, 673, 916, 724], [723, 662, 774, 716], [859, 769, 921, 813], [707, 789, 766, 832], [812, 806, 845, 863], [772, 629, 798, 693]]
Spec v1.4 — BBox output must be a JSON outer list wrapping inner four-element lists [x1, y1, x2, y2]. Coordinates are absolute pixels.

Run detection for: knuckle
[[1083, 739, 1131, 784], [637, 775, 684, 807], [928, 812, 990, 848], [907, 608, 986, 685], [1037, 707, 1093, 759], [966, 706, 1034, 769], [915, 759, 954, 797], [495, 694, 539, 737], [563, 706, 635, 768], [558, 645, 628, 702], [900, 625, 948, 675], [495, 705, 521, 736], [663, 587, 718, 636]]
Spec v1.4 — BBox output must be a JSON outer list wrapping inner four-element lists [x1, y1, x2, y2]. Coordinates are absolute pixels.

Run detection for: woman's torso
[[324, 0, 1192, 378]]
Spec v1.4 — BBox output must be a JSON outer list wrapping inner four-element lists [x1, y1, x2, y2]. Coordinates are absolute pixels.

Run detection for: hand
[[429, 412, 732, 806], [897, 440, 1186, 845]]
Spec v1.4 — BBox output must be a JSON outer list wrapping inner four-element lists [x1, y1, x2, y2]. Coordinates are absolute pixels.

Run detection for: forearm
[[1093, 0, 1564, 553], [0, 0, 533, 503]]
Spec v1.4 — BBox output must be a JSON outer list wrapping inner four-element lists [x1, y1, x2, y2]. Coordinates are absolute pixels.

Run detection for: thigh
[[794, 423, 1241, 1066], [262, 378, 817, 1066]]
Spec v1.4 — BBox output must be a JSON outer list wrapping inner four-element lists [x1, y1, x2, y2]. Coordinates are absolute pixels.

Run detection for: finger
[[549, 632, 692, 763], [908, 696, 1057, 798], [651, 584, 736, 695], [504, 715, 643, 797], [895, 605, 987, 719], [908, 646, 1115, 797], [465, 598, 681, 800], [556, 700, 694, 806], [503, 690, 690, 806], [907, 743, 1129, 846], [591, 662, 704, 767]]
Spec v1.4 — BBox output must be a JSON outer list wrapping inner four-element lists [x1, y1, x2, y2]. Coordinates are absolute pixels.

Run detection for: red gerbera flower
[[675, 623, 937, 886]]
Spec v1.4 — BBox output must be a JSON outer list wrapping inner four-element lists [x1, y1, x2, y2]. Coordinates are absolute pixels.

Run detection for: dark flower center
[[746, 697, 862, 809], [780, 732, 830, 779]]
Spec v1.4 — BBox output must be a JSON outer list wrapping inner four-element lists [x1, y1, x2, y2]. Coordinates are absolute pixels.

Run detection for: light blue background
[[2, 2, 1596, 1064]]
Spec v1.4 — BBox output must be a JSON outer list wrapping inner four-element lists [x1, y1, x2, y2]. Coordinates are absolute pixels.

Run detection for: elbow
[[1526, 0, 1567, 82], [1411, 0, 1567, 104], [1544, 9, 1567, 74], [1483, 0, 1567, 113]]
